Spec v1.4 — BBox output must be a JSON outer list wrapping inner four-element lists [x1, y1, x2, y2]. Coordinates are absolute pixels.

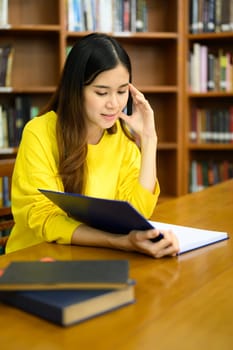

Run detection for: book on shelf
[[0, 44, 14, 87], [221, 0, 231, 31], [231, 0, 233, 30], [207, 53, 216, 91], [200, 45, 208, 92], [215, 0, 222, 32], [0, 0, 9, 28], [189, 0, 199, 33], [0, 260, 131, 291], [0, 177, 2, 207], [0, 105, 8, 148], [0, 281, 135, 326], [39, 188, 229, 254], [205, 0, 216, 32], [219, 50, 227, 91], [2, 176, 10, 207]]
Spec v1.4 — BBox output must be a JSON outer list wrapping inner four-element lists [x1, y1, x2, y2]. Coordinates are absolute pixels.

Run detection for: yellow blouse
[[6, 111, 160, 253]]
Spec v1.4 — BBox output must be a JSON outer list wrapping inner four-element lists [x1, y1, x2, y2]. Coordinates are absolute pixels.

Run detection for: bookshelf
[[2, 0, 232, 208], [185, 0, 233, 193], [5, 0, 230, 213], [0, 0, 185, 211]]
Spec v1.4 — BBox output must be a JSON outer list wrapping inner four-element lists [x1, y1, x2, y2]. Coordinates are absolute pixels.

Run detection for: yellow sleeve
[[7, 114, 80, 253]]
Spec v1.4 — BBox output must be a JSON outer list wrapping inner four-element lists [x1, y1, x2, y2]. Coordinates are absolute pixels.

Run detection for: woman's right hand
[[127, 228, 180, 258]]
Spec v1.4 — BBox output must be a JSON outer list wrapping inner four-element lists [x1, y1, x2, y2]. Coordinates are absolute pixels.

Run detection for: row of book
[[67, 0, 148, 33], [189, 159, 233, 192], [0, 44, 13, 88], [190, 106, 233, 143], [189, 0, 233, 33], [189, 44, 233, 92], [0, 97, 39, 149]]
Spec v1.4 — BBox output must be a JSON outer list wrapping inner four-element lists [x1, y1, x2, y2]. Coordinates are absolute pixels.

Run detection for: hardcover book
[[0, 281, 135, 326], [0, 260, 131, 291]]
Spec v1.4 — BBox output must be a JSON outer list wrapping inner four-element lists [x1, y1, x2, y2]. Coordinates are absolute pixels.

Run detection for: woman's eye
[[118, 91, 127, 95], [96, 91, 107, 96]]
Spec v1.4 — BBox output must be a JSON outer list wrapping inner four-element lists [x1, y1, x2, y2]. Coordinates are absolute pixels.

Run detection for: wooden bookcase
[[183, 0, 233, 193], [7, 0, 233, 220], [0, 0, 185, 209]]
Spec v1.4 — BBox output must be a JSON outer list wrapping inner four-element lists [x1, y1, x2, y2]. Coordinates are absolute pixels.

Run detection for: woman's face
[[84, 64, 130, 143]]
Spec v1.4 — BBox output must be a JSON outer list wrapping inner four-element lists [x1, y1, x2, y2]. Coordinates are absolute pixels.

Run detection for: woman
[[6, 33, 179, 257]]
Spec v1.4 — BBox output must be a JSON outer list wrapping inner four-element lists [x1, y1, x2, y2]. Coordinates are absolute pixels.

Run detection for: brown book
[[221, 0, 231, 31]]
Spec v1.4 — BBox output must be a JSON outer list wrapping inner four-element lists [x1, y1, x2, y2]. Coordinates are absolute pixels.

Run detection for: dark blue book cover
[[0, 260, 131, 290], [0, 282, 135, 326]]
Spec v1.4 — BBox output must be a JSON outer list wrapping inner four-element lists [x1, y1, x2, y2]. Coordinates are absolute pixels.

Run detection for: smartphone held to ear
[[127, 91, 133, 115]]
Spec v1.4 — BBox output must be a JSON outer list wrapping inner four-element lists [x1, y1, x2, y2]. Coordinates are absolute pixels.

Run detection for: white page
[[149, 221, 229, 254]]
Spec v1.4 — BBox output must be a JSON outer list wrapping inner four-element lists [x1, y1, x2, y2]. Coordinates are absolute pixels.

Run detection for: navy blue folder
[[39, 189, 155, 235]]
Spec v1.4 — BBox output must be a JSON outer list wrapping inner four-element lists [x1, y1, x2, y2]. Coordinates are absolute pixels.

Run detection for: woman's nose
[[106, 95, 119, 108]]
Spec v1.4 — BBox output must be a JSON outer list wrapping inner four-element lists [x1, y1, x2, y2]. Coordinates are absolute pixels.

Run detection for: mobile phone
[[151, 233, 164, 243], [127, 90, 133, 115]]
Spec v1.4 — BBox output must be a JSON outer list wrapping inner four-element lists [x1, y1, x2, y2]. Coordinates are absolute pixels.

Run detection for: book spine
[[0, 45, 12, 86], [190, 0, 199, 33], [206, 0, 216, 32], [219, 51, 227, 91], [2, 176, 10, 207], [230, 106, 233, 143], [230, 0, 233, 30], [123, 0, 130, 32], [197, 0, 204, 33], [0, 0, 8, 27], [130, 0, 137, 32], [200, 45, 208, 92], [215, 0, 222, 32], [221, 0, 231, 31], [189, 107, 198, 142], [136, 0, 147, 32], [192, 43, 201, 92], [207, 53, 215, 91]]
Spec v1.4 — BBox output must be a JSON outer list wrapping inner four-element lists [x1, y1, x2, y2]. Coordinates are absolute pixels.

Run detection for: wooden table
[[0, 180, 233, 350]]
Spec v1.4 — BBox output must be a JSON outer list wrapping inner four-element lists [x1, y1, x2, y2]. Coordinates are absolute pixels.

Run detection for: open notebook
[[39, 189, 229, 255]]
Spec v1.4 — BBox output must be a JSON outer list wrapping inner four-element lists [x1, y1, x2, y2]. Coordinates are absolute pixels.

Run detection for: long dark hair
[[41, 33, 132, 194]]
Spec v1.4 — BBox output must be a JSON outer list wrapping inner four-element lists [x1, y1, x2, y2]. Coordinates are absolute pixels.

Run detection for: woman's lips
[[101, 113, 118, 121]]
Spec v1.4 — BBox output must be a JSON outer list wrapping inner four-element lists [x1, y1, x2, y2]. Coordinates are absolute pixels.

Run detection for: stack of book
[[0, 260, 135, 326]]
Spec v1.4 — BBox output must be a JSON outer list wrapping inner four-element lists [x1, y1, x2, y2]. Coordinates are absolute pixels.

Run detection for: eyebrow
[[93, 83, 129, 89]]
